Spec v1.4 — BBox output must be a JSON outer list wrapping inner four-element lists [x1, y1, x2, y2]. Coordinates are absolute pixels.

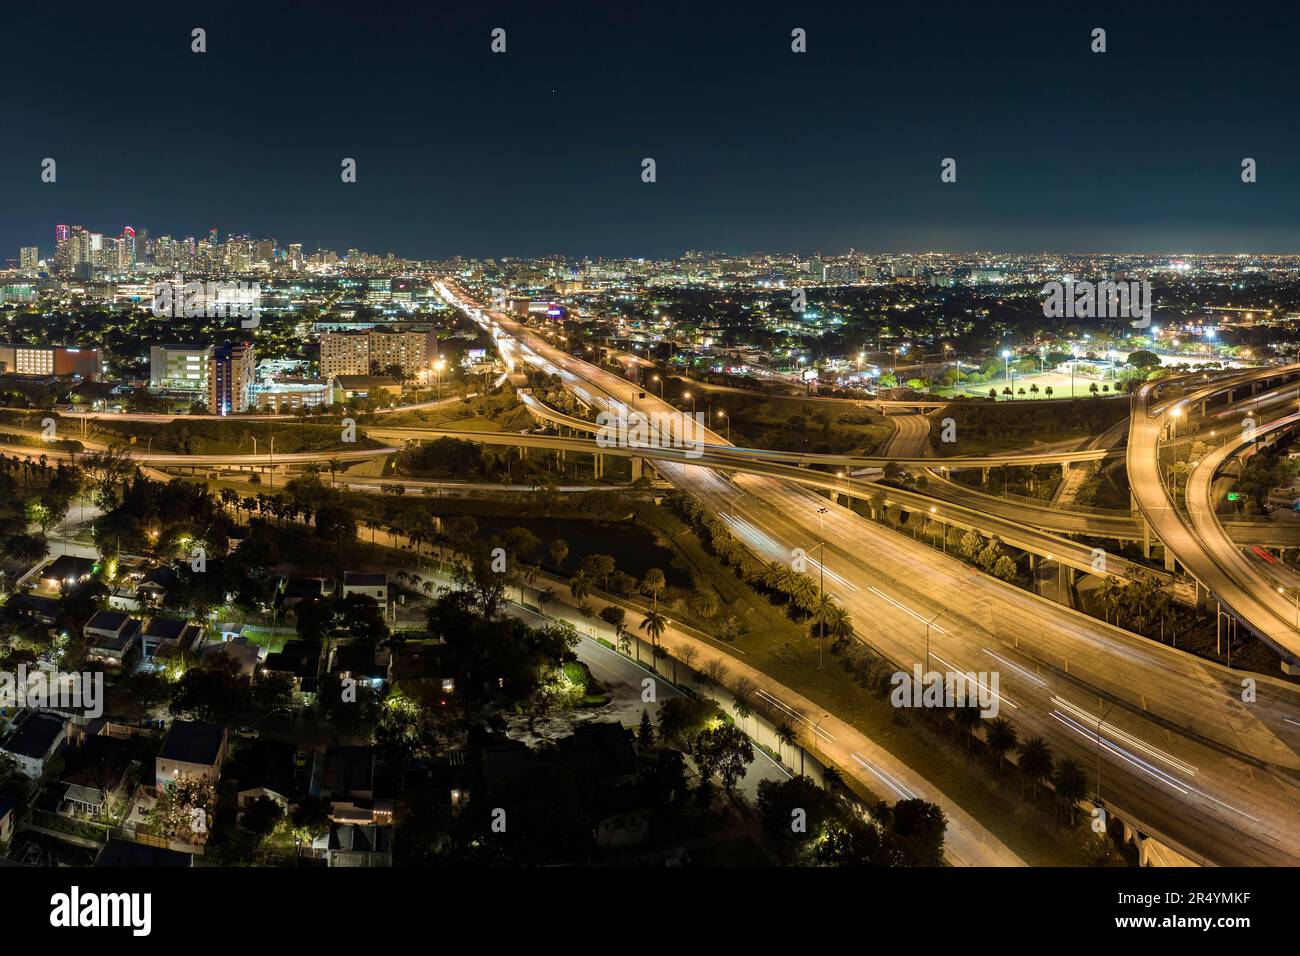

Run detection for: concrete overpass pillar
[[630, 457, 643, 481], [981, 467, 989, 486], [1141, 516, 1152, 560], [1163, 546, 1175, 573], [1060, 462, 1069, 481], [1195, 579, 1209, 611]]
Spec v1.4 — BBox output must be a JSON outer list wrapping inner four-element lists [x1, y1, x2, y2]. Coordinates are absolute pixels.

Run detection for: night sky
[[4, 0, 1300, 259]]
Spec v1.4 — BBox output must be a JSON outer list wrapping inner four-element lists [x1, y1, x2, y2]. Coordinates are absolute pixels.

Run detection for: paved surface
[[439, 280, 1300, 867]]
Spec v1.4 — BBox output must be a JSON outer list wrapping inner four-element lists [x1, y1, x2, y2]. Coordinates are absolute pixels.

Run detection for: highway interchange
[[7, 282, 1300, 865], [424, 280, 1300, 866]]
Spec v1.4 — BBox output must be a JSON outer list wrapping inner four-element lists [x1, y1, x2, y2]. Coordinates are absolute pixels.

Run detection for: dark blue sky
[[4, 0, 1300, 259]]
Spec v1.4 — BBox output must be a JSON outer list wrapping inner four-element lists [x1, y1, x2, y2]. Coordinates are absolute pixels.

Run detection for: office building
[[209, 342, 256, 414], [150, 344, 212, 396]]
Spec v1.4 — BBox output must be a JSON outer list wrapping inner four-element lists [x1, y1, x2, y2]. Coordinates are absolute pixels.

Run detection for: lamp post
[[433, 358, 447, 399], [652, 374, 663, 399], [816, 506, 828, 669], [716, 409, 729, 442]]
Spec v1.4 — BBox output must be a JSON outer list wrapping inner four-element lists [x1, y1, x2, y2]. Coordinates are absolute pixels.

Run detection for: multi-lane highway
[[436, 279, 1300, 866]]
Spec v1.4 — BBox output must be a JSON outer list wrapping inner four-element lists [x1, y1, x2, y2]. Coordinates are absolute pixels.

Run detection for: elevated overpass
[[437, 279, 1300, 866], [1128, 364, 1300, 673]]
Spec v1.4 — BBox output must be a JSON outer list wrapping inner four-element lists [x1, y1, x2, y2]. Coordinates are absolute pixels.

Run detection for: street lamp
[[652, 374, 663, 398], [716, 409, 729, 442], [816, 506, 828, 669], [433, 358, 447, 399], [683, 390, 695, 414]]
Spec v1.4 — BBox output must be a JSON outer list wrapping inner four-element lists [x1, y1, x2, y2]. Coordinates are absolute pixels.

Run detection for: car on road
[[236, 726, 260, 739]]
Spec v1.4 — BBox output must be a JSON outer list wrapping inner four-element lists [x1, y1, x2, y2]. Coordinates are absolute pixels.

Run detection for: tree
[[693, 723, 754, 793], [579, 553, 616, 592], [1053, 757, 1089, 824], [295, 596, 337, 643], [1016, 735, 1054, 796], [637, 708, 655, 747], [1127, 350, 1161, 371], [985, 717, 1018, 771], [548, 538, 568, 568], [598, 605, 626, 633], [692, 587, 719, 620], [567, 571, 591, 603], [885, 798, 947, 866], [80, 445, 137, 510], [992, 554, 1019, 583], [640, 568, 666, 610], [336, 592, 389, 643], [150, 773, 216, 841], [639, 608, 667, 652]]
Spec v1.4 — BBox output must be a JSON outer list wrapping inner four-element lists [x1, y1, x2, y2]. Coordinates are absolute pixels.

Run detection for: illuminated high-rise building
[[119, 226, 136, 273], [209, 342, 256, 414]]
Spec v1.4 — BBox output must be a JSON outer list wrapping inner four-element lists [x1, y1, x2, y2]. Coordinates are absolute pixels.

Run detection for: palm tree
[[730, 676, 756, 732], [1098, 575, 1124, 626], [365, 517, 381, 545], [788, 573, 818, 612], [1052, 757, 1089, 824], [775, 721, 797, 770], [1016, 736, 1054, 797], [568, 571, 591, 603], [952, 704, 981, 749], [326, 458, 343, 488], [985, 717, 1018, 771], [549, 538, 568, 569], [693, 587, 719, 620], [640, 568, 666, 607], [639, 608, 667, 655]]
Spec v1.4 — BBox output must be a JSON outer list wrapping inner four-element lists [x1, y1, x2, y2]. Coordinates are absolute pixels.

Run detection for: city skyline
[[8, 1, 1300, 260]]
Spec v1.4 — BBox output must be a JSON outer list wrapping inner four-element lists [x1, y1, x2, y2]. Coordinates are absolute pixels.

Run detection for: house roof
[[343, 572, 386, 587], [42, 555, 95, 580], [235, 739, 297, 799], [143, 616, 199, 643], [95, 838, 192, 868], [328, 823, 392, 853], [85, 609, 130, 633], [322, 746, 376, 796], [158, 720, 225, 766], [1, 712, 65, 760], [61, 734, 131, 794], [138, 566, 178, 591], [333, 375, 399, 389], [7, 592, 60, 620], [263, 642, 321, 679], [559, 721, 637, 777]]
